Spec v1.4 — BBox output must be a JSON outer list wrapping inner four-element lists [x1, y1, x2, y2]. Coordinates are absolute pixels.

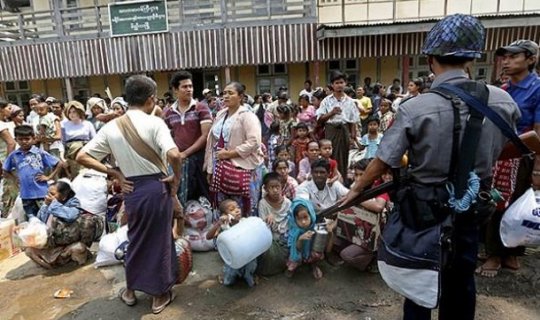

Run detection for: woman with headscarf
[[86, 97, 108, 131]]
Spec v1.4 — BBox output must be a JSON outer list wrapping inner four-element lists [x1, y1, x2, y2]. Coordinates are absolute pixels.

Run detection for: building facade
[[0, 0, 539, 107]]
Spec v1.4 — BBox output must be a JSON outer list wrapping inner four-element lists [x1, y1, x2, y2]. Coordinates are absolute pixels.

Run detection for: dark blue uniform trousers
[[403, 216, 478, 320]]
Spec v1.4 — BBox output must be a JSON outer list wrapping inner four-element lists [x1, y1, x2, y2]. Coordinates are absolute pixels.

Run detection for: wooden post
[[313, 61, 320, 87], [402, 55, 410, 85], [224, 67, 231, 84], [65, 78, 74, 101]]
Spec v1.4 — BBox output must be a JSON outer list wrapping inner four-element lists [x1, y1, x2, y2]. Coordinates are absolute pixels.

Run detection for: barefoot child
[[206, 199, 257, 287], [286, 198, 330, 280], [257, 172, 291, 276]]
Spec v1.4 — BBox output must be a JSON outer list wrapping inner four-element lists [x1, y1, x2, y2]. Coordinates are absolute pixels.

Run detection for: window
[[256, 64, 289, 95], [4, 81, 31, 108], [327, 59, 358, 88]]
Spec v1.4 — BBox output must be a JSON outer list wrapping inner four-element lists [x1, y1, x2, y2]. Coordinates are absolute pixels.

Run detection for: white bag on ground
[[94, 225, 128, 267], [500, 188, 540, 247], [72, 169, 108, 215], [14, 217, 48, 249]]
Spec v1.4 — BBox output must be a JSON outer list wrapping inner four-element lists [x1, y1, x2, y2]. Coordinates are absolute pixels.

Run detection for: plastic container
[[217, 217, 272, 269]]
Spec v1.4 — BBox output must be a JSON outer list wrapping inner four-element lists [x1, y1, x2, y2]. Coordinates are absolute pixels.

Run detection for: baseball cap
[[45, 96, 57, 104], [202, 88, 211, 95], [496, 39, 539, 56]]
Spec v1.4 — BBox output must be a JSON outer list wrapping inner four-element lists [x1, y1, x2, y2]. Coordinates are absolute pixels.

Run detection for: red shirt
[[164, 100, 212, 152], [328, 158, 338, 178]]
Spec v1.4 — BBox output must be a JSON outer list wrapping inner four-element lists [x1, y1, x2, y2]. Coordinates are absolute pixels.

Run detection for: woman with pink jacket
[[204, 82, 265, 216]]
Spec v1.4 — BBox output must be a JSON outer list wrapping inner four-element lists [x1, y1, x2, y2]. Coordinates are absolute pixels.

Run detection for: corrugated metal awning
[[0, 23, 319, 82]]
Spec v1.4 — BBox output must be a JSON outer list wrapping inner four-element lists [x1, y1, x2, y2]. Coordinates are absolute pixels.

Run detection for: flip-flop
[[475, 265, 501, 278], [119, 288, 137, 306], [152, 290, 176, 315]]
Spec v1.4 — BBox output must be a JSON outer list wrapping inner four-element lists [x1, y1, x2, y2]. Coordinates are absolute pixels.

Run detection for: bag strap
[[116, 115, 168, 175], [436, 82, 531, 155]]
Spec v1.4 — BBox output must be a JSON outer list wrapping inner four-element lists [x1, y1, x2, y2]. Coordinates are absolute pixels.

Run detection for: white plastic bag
[[15, 217, 48, 249], [72, 169, 108, 215], [7, 197, 26, 224], [500, 188, 540, 247], [94, 225, 128, 267]]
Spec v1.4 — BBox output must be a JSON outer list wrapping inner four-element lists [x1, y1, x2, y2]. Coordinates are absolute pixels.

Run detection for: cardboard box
[[0, 218, 16, 261], [336, 206, 386, 252]]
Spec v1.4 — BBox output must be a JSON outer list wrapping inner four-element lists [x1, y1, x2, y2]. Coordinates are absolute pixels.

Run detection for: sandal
[[312, 265, 323, 280], [119, 288, 137, 306], [475, 265, 501, 278], [152, 290, 176, 315]]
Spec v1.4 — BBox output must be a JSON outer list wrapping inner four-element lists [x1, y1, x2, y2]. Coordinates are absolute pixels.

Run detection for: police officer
[[342, 14, 521, 320]]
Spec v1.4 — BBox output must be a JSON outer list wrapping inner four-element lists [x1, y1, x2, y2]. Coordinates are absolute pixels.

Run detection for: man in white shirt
[[316, 71, 359, 178], [299, 80, 313, 102], [296, 158, 349, 212], [76, 75, 183, 314]]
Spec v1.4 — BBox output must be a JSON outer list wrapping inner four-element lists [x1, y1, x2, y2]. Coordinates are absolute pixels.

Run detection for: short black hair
[[262, 172, 282, 187], [295, 122, 308, 131], [351, 158, 372, 171], [330, 70, 347, 83], [304, 80, 312, 86], [54, 181, 76, 203], [170, 71, 193, 89], [433, 55, 474, 66], [125, 75, 157, 106], [272, 159, 289, 171], [14, 124, 35, 137], [219, 199, 237, 214], [274, 145, 290, 157], [311, 158, 330, 172], [367, 116, 380, 125], [312, 88, 327, 101]]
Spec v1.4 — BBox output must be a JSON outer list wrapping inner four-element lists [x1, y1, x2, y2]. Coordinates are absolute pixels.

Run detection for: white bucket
[[217, 217, 272, 269]]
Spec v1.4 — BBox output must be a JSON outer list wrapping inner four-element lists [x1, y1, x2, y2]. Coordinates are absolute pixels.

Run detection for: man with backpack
[[342, 14, 521, 320]]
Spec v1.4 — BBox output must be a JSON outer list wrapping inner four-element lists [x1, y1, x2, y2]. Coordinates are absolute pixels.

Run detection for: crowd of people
[[0, 13, 538, 318]]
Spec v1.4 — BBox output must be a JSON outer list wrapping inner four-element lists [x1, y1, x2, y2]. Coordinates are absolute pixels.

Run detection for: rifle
[[317, 181, 397, 221]]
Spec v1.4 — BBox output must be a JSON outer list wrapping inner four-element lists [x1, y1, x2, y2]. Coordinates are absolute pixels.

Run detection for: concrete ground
[[0, 247, 539, 320]]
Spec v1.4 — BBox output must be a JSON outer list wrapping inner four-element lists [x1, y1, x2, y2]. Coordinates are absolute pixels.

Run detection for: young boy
[[3, 125, 62, 218], [206, 199, 257, 287], [319, 139, 342, 184], [35, 102, 62, 155], [275, 145, 296, 177], [297, 140, 320, 183], [359, 117, 383, 159], [290, 122, 311, 167]]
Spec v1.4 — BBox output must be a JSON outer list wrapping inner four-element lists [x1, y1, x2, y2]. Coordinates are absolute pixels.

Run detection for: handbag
[[209, 112, 252, 196]]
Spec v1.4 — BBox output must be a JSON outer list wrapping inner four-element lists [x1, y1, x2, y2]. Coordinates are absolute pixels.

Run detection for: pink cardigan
[[204, 106, 264, 173]]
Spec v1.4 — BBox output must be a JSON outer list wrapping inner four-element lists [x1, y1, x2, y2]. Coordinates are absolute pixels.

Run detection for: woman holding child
[[204, 82, 265, 216]]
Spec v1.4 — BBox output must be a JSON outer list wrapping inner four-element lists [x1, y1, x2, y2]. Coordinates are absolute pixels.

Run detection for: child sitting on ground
[[290, 122, 311, 168], [359, 117, 383, 159], [3, 125, 62, 219], [319, 139, 342, 184], [272, 159, 298, 200], [297, 141, 320, 183], [277, 105, 297, 145], [206, 199, 257, 287], [257, 172, 291, 276], [286, 198, 334, 280]]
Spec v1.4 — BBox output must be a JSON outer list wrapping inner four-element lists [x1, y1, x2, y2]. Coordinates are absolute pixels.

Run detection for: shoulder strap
[[436, 82, 530, 155], [116, 115, 168, 175]]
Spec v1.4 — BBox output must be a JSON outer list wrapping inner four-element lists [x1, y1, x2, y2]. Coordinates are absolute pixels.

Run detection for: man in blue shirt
[[478, 40, 540, 277], [3, 125, 61, 218]]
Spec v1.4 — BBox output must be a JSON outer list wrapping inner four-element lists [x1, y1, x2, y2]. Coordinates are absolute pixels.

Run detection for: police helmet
[[422, 14, 485, 59]]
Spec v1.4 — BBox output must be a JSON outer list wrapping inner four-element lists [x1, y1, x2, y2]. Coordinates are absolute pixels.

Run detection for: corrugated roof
[[318, 12, 540, 30]]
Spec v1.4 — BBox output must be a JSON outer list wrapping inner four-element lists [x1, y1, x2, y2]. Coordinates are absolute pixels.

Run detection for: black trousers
[[403, 217, 479, 320]]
